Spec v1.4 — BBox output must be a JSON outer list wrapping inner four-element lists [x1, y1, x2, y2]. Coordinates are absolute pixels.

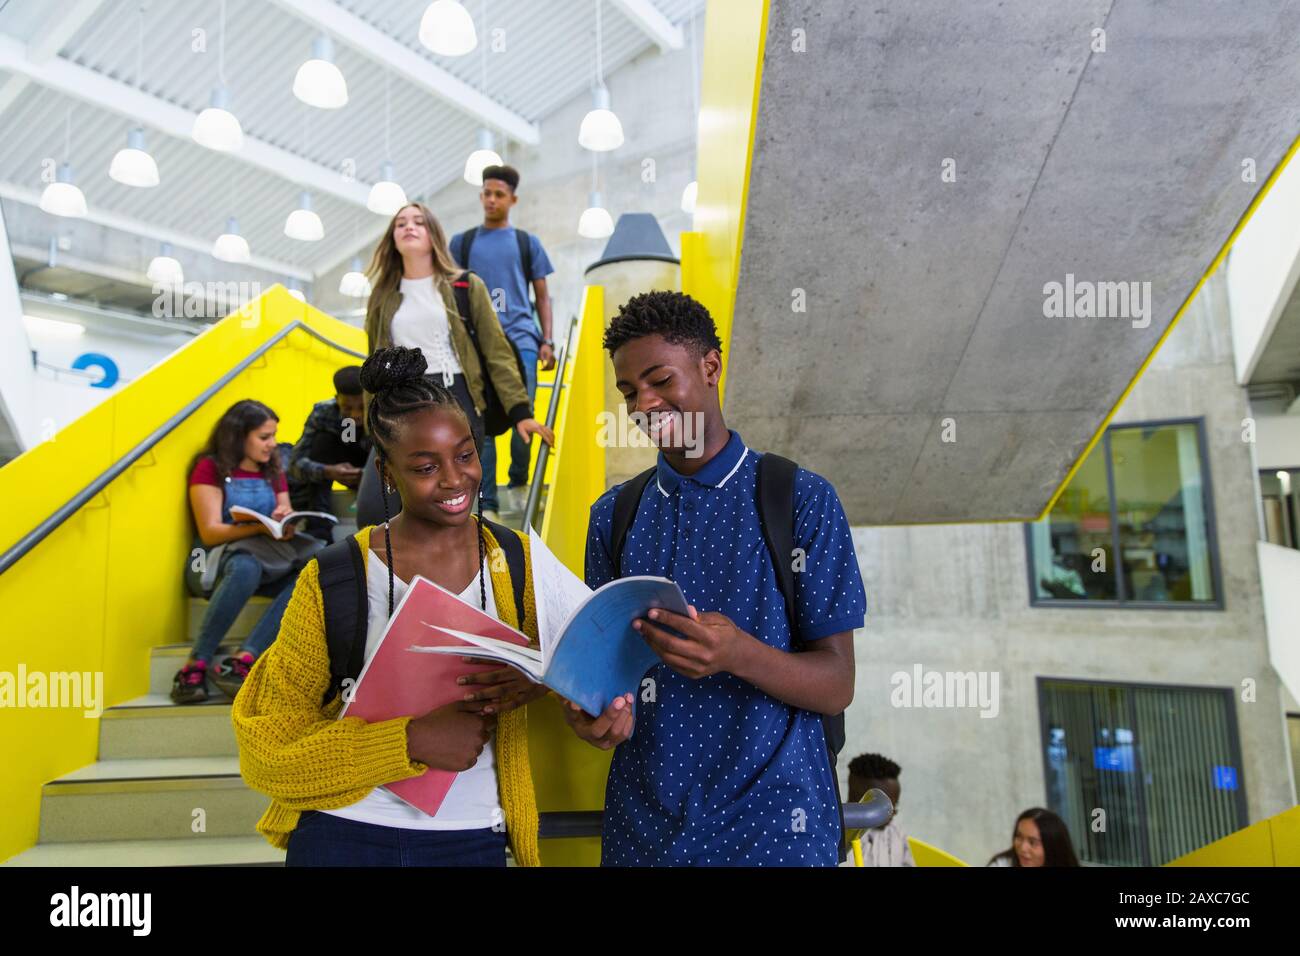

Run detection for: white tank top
[[390, 275, 463, 384]]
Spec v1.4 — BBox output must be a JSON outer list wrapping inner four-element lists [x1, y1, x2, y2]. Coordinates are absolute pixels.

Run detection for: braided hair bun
[[360, 346, 428, 396]]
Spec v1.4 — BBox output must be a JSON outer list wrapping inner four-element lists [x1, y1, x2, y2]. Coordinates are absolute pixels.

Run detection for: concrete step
[[4, 836, 283, 867], [186, 595, 271, 648], [38, 756, 268, 843], [99, 694, 236, 759]]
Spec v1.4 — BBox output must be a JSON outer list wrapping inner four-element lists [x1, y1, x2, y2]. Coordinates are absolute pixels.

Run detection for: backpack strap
[[319, 536, 368, 707], [456, 227, 479, 269], [480, 516, 526, 626], [610, 467, 658, 578], [452, 271, 476, 333], [516, 228, 534, 293], [757, 453, 799, 645]]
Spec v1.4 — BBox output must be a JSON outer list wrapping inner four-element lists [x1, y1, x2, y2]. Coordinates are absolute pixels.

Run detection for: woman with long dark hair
[[987, 807, 1081, 867], [176, 399, 322, 704], [355, 201, 552, 527]]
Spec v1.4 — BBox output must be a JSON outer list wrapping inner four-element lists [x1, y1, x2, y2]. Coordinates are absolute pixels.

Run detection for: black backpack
[[317, 518, 528, 708], [451, 271, 529, 438], [609, 453, 849, 852]]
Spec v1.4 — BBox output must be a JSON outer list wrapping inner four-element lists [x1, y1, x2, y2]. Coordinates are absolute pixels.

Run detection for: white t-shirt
[[322, 550, 503, 831], [391, 275, 463, 382]]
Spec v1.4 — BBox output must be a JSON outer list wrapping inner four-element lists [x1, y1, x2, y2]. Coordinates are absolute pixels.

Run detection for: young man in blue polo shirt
[[450, 164, 556, 522], [564, 290, 867, 866]]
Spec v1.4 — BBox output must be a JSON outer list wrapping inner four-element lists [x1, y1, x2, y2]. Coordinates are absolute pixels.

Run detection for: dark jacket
[[363, 271, 531, 425]]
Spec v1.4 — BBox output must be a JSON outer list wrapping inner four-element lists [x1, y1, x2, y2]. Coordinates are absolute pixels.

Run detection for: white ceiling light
[[339, 256, 372, 297], [579, 2, 622, 152], [109, 128, 160, 188], [113, 12, 160, 187], [285, 191, 324, 241], [147, 242, 184, 286], [193, 2, 242, 151], [40, 163, 87, 218], [579, 86, 624, 152], [680, 180, 698, 215], [293, 35, 348, 109], [368, 161, 407, 216], [213, 217, 250, 263], [419, 1, 478, 56], [286, 279, 307, 302], [578, 191, 613, 239], [464, 128, 503, 185], [193, 86, 243, 152], [24, 315, 85, 339]]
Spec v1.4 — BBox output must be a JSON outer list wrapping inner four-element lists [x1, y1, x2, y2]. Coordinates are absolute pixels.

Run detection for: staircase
[[3, 601, 283, 867]]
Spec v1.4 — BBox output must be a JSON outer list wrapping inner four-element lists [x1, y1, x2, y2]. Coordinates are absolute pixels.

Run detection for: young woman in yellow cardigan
[[232, 346, 550, 866]]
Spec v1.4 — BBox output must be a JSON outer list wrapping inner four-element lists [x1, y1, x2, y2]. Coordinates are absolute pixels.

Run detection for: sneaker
[[480, 508, 502, 524], [212, 652, 255, 699], [170, 660, 209, 705]]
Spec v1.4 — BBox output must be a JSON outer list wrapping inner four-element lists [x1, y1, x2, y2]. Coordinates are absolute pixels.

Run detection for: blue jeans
[[480, 347, 538, 511], [286, 811, 508, 866], [190, 551, 295, 664]]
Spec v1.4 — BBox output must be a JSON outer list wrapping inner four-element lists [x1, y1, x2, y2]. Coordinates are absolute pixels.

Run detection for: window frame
[[1024, 416, 1225, 610], [1035, 676, 1249, 866]]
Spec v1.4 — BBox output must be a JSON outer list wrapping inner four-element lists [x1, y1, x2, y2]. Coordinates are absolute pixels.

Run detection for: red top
[[188, 455, 288, 494]]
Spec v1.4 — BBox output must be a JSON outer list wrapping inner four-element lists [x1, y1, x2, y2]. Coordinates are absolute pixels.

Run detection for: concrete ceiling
[[725, 0, 1300, 524]]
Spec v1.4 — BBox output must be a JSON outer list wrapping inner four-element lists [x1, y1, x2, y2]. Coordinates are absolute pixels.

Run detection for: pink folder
[[338, 575, 532, 816]]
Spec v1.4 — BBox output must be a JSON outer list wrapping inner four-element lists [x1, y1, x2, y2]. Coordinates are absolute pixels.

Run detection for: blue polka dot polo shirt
[[585, 430, 867, 866]]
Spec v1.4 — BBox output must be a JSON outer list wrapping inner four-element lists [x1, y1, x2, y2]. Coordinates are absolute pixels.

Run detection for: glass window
[[1027, 420, 1219, 606], [1040, 679, 1246, 866]]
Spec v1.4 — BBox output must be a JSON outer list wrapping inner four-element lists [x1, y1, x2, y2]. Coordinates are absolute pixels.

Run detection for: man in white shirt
[[847, 752, 916, 867]]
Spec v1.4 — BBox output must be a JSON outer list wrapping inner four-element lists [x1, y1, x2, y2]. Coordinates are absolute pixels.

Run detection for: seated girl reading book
[[232, 347, 558, 867], [178, 400, 322, 704]]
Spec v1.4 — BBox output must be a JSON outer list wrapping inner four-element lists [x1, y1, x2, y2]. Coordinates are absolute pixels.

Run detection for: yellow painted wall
[[681, 0, 770, 402], [0, 287, 364, 862], [1165, 805, 1300, 867]]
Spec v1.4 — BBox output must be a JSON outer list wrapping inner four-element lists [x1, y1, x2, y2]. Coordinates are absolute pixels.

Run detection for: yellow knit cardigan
[[231, 523, 541, 866]]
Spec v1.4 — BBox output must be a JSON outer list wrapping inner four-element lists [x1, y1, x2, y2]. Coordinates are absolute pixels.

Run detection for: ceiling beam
[[0, 183, 314, 281], [0, 0, 107, 118], [267, 0, 540, 145], [0, 34, 372, 209], [608, 0, 683, 52]]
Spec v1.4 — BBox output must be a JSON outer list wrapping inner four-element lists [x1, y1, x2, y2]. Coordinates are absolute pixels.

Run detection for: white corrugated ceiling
[[0, 0, 702, 279]]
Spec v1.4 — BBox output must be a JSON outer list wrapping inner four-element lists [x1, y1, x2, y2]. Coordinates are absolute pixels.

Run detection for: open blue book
[[408, 575, 688, 717]]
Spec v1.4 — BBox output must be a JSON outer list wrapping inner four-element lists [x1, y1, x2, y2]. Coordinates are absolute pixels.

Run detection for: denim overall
[[185, 472, 303, 664]]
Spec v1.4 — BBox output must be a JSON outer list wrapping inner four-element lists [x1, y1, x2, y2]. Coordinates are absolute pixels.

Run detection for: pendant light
[[577, 152, 612, 238], [213, 217, 250, 263], [110, 129, 160, 187], [40, 113, 87, 218], [193, 1, 243, 151], [369, 76, 408, 215], [111, 12, 160, 187], [579, 191, 614, 238], [293, 35, 348, 109], [464, 129, 502, 185], [419, 0, 477, 56], [339, 256, 371, 297], [285, 191, 324, 241], [147, 242, 184, 286], [579, 1, 623, 152], [463, 4, 502, 185], [286, 279, 307, 302]]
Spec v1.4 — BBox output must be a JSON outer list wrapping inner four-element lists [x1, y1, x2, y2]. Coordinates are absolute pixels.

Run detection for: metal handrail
[[522, 314, 579, 531], [0, 320, 365, 577], [536, 799, 891, 840]]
